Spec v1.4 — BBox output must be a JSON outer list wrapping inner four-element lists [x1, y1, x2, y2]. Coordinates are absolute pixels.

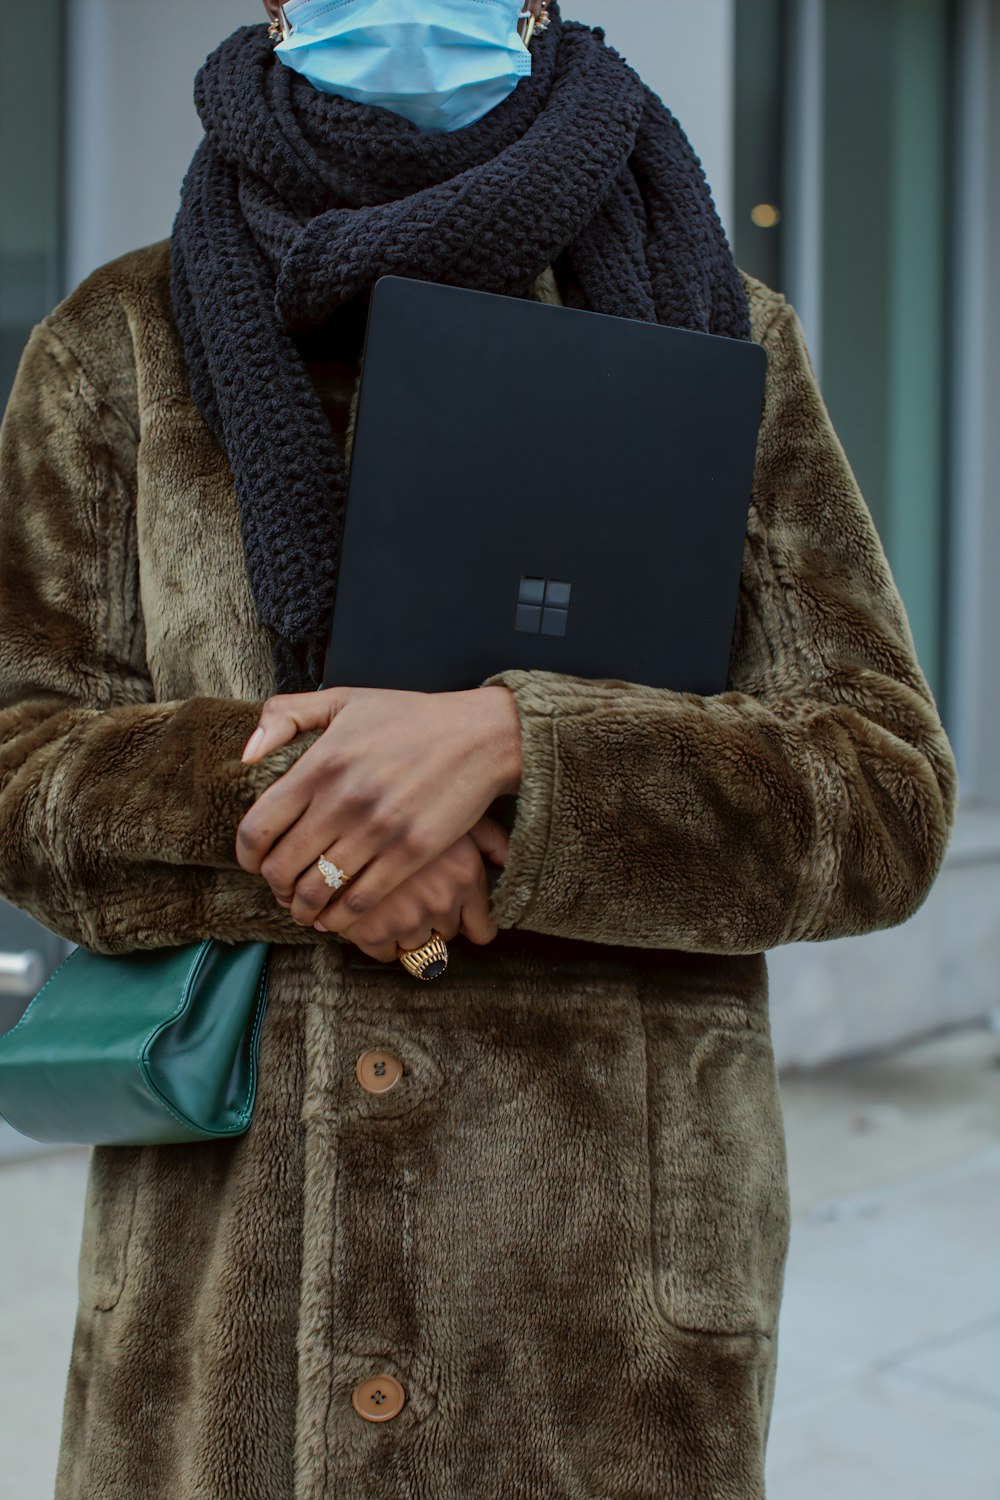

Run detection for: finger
[[311, 843, 438, 934], [247, 755, 396, 893], [316, 890, 425, 944], [459, 872, 499, 946], [393, 926, 436, 955], [395, 910, 461, 950], [236, 780, 315, 875], [469, 815, 510, 868], [262, 815, 366, 903], [313, 827, 484, 937], [346, 936, 401, 964], [240, 689, 343, 764], [337, 904, 454, 963], [460, 905, 499, 946], [237, 725, 357, 875]]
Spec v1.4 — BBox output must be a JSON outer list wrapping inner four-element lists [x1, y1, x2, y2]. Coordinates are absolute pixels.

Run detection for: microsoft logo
[[515, 576, 572, 637]]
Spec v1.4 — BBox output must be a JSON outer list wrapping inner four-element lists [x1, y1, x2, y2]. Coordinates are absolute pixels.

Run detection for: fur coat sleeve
[[483, 294, 958, 953], [0, 317, 319, 954]]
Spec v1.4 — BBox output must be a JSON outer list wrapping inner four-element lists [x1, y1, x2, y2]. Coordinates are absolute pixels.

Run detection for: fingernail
[[241, 727, 264, 763], [313, 921, 327, 933]]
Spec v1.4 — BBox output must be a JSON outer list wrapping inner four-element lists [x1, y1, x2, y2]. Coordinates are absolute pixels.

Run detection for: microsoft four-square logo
[[515, 576, 572, 637]]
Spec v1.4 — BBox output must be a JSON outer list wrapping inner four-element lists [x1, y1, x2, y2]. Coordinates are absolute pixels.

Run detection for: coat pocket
[[77, 1145, 140, 1310], [641, 992, 791, 1338]]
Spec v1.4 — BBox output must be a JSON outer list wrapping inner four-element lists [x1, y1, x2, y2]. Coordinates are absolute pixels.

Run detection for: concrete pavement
[[769, 1024, 1000, 1498]]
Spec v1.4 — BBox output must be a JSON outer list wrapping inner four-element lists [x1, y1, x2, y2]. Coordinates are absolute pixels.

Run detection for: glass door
[[820, 0, 950, 698], [734, 0, 952, 704]]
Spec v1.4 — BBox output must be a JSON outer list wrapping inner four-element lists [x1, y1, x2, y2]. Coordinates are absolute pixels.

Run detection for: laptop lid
[[322, 276, 766, 696]]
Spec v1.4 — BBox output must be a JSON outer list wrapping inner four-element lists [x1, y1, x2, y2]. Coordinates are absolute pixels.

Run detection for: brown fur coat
[[0, 241, 956, 1499]]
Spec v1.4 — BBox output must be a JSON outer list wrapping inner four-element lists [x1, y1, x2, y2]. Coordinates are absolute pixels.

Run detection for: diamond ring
[[317, 856, 351, 891]]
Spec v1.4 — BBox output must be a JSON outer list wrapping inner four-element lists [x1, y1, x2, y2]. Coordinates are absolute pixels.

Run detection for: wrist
[[473, 685, 523, 798]]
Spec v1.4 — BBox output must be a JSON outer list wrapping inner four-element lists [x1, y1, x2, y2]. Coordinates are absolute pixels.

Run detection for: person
[[0, 2, 956, 1496]]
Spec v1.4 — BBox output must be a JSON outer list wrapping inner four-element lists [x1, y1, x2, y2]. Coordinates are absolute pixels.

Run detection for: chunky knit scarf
[[171, 6, 750, 692]]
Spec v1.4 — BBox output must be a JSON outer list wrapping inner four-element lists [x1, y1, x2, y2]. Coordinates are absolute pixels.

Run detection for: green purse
[[0, 940, 270, 1147]]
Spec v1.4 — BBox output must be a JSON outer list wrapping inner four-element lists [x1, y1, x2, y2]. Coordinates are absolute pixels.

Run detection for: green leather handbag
[[0, 940, 270, 1147]]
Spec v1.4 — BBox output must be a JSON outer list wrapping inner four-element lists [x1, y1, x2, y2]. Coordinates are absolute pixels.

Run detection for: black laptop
[[322, 276, 767, 696]]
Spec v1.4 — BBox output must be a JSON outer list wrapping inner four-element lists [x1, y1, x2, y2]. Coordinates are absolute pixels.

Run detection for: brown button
[[355, 1049, 404, 1095], [351, 1374, 406, 1422]]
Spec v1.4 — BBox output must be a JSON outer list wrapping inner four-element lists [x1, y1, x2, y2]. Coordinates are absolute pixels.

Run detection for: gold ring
[[317, 856, 352, 891], [396, 931, 449, 982]]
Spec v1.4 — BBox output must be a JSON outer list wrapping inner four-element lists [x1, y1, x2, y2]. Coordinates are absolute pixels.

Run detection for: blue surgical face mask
[[273, 0, 533, 134]]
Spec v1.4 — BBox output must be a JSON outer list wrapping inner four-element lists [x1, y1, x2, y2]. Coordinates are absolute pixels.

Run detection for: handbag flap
[[141, 941, 270, 1135]]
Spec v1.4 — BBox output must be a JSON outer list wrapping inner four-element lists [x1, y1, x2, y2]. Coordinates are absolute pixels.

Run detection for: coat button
[[355, 1049, 404, 1094], [351, 1374, 406, 1422]]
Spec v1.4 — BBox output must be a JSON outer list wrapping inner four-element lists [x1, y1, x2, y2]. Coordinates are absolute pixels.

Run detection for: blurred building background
[[1, 5, 998, 1498]]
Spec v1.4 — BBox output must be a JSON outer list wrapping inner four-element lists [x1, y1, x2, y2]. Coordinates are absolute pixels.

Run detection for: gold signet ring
[[396, 931, 449, 981]]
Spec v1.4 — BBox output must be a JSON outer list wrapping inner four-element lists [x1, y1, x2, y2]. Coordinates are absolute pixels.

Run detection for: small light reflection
[[750, 203, 783, 229]]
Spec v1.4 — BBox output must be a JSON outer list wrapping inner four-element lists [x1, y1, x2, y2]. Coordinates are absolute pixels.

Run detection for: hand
[[236, 684, 522, 927], [301, 822, 508, 961]]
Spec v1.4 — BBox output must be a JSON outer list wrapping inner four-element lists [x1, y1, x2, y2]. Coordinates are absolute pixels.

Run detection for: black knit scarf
[[170, 7, 750, 692]]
